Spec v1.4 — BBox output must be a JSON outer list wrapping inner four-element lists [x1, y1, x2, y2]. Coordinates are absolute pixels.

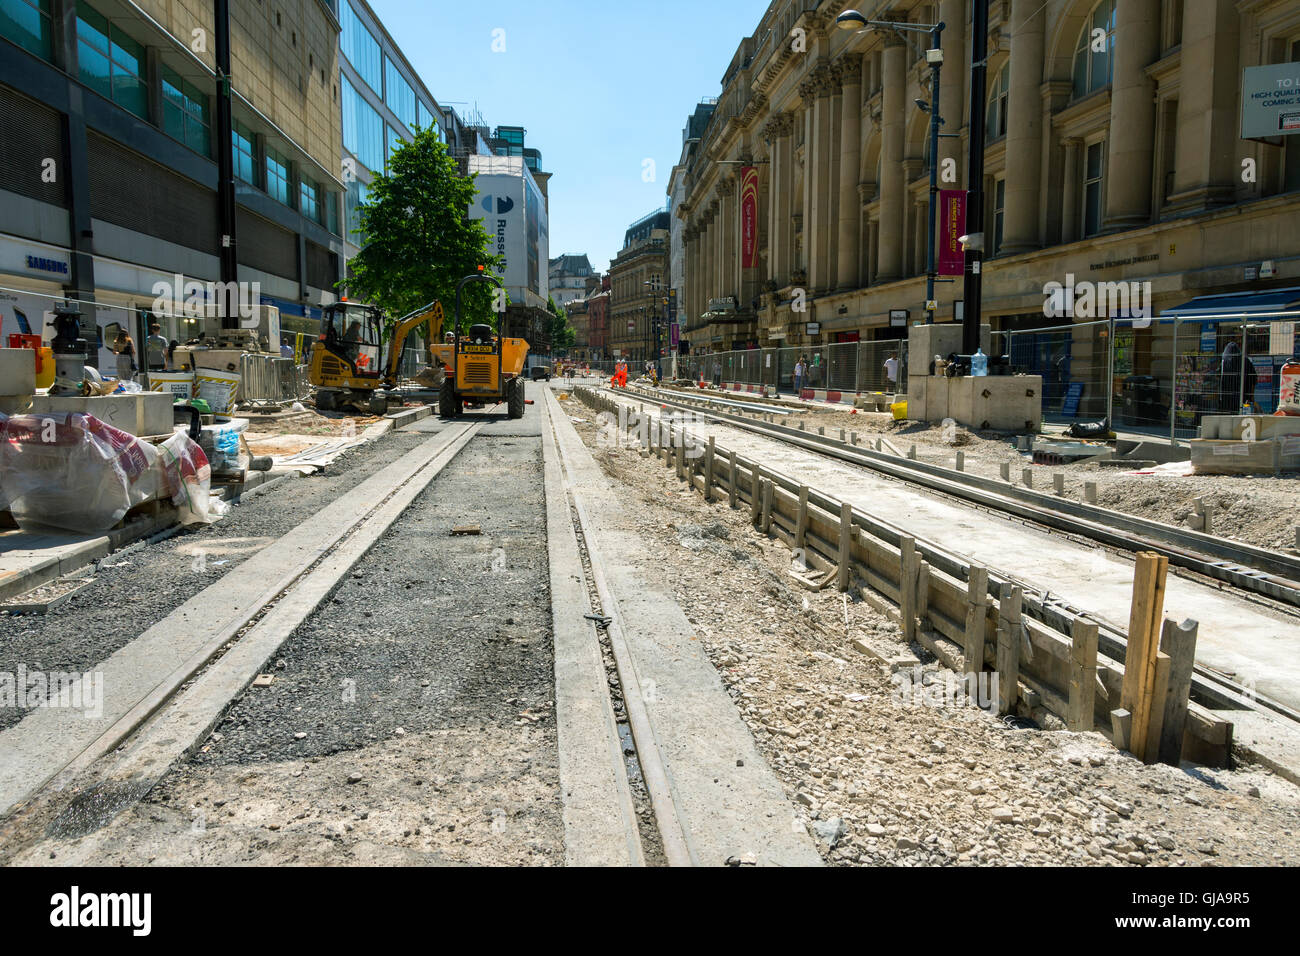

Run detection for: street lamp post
[[838, 11, 948, 326]]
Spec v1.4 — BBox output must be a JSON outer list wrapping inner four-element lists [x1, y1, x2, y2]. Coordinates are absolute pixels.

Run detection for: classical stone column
[[724, 174, 739, 298], [1001, 0, 1045, 254], [1169, 0, 1240, 210], [877, 35, 906, 282], [1061, 138, 1081, 243], [764, 113, 795, 287], [1103, 0, 1160, 230], [938, 0, 966, 179], [837, 53, 864, 289], [801, 62, 836, 292]]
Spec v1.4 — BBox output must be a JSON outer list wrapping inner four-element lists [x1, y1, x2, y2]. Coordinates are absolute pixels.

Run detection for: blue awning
[[1161, 286, 1300, 318]]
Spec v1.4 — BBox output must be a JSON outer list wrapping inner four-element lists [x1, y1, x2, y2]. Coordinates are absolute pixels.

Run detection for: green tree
[[343, 128, 503, 336], [547, 295, 575, 352]]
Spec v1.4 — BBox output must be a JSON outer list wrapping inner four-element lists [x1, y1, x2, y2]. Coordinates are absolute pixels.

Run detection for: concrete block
[[1190, 438, 1299, 475], [28, 392, 174, 437], [907, 323, 992, 379], [1, 347, 37, 397], [951, 375, 1042, 433], [1200, 415, 1300, 442]]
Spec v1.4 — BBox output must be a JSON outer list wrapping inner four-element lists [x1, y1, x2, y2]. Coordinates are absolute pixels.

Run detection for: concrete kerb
[[0, 403, 437, 605]]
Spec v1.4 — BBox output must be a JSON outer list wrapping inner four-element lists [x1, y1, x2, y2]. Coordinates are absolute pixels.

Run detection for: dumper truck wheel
[[315, 389, 336, 412], [439, 377, 460, 418], [508, 377, 525, 419], [368, 393, 389, 416]]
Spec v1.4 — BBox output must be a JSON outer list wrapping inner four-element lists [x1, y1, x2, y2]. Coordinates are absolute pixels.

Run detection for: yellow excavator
[[309, 299, 446, 414]]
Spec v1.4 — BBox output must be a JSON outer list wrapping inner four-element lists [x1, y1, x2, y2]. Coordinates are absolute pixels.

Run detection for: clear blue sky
[[371, 0, 772, 274]]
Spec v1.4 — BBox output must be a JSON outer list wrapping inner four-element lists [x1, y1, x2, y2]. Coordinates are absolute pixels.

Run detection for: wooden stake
[[750, 463, 762, 525], [899, 536, 918, 643], [1123, 552, 1169, 761], [1110, 709, 1133, 751], [916, 560, 931, 631], [1067, 618, 1099, 732], [1142, 652, 1172, 764], [996, 583, 1023, 715], [1156, 618, 1199, 766], [703, 435, 716, 502], [795, 486, 810, 550], [761, 479, 773, 534], [728, 455, 738, 509], [837, 501, 853, 592], [963, 566, 989, 674]]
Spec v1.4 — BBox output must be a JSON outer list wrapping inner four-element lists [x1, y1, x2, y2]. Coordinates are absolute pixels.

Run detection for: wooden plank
[[996, 583, 1023, 715], [795, 485, 810, 551], [916, 560, 931, 631], [750, 463, 762, 525], [1110, 708, 1132, 752], [963, 566, 989, 674], [1067, 618, 1099, 732], [1142, 651, 1172, 764], [703, 435, 716, 502], [1125, 553, 1169, 761], [727, 454, 738, 509], [1157, 618, 1199, 766], [761, 479, 774, 535], [899, 535, 918, 643], [836, 501, 853, 592]]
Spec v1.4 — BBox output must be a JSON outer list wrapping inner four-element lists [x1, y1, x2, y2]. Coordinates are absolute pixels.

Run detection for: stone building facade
[[678, 0, 1300, 371], [608, 210, 670, 363]]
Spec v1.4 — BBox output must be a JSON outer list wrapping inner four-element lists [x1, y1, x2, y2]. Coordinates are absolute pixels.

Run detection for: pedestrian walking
[[112, 329, 137, 383], [884, 353, 899, 392], [145, 321, 169, 373], [793, 356, 806, 396]]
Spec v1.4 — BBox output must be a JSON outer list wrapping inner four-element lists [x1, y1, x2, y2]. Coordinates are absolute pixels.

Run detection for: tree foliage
[[547, 295, 575, 352], [343, 128, 503, 336]]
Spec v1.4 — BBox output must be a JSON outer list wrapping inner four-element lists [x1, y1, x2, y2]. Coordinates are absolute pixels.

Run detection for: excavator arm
[[382, 300, 445, 386]]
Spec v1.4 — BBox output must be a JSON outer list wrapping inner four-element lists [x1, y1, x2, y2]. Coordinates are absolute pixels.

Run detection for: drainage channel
[[565, 499, 668, 867]]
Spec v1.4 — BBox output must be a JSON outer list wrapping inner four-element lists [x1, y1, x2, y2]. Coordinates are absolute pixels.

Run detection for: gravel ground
[[650, 388, 1300, 553], [11, 420, 563, 866], [0, 427, 430, 734], [561, 392, 1300, 867]]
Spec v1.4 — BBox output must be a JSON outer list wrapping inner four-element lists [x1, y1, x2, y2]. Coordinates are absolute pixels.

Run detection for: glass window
[[345, 178, 370, 244], [161, 66, 211, 156], [77, 2, 147, 118], [233, 119, 258, 185], [386, 124, 405, 169], [1072, 0, 1116, 98], [300, 174, 320, 225], [1084, 141, 1105, 236], [341, 74, 384, 173], [417, 99, 433, 131], [266, 145, 291, 207], [1, 0, 53, 60], [986, 64, 1009, 140], [340, 0, 381, 91], [385, 57, 417, 129], [992, 178, 1005, 255]]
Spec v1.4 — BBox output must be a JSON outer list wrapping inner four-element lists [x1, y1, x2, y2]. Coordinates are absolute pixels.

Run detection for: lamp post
[[837, 11, 949, 326]]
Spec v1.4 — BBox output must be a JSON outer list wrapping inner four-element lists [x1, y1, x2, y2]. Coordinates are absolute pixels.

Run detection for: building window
[[1, 0, 53, 60], [345, 177, 369, 243], [266, 146, 291, 207], [417, 99, 433, 131], [986, 64, 1009, 141], [385, 57, 417, 129], [1083, 140, 1105, 237], [77, 2, 148, 119], [1072, 0, 1116, 98], [300, 174, 321, 225], [161, 67, 211, 156], [386, 124, 404, 170], [341, 74, 384, 173], [233, 119, 258, 185], [340, 0, 381, 91], [991, 178, 1005, 255]]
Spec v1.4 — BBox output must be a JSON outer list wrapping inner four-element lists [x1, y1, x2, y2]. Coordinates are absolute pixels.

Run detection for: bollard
[[839, 429, 845, 442], [1021, 467, 1033, 488], [956, 451, 965, 472], [851, 432, 858, 445], [908, 445, 917, 460], [1000, 462, 1010, 482], [818, 426, 825, 436], [1053, 473, 1065, 496], [1084, 481, 1098, 504]]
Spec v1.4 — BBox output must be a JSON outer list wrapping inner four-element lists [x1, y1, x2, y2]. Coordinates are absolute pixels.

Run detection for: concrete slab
[[28, 392, 174, 437], [545, 387, 822, 867]]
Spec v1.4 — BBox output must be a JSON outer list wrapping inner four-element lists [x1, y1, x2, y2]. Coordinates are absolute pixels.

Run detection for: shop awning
[[1161, 286, 1300, 318]]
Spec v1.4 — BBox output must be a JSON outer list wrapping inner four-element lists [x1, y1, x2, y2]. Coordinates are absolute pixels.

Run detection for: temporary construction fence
[[238, 354, 311, 406], [995, 311, 1300, 441]]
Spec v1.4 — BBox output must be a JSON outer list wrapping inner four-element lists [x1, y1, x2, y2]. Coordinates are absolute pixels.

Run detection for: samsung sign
[[1242, 62, 1300, 139], [25, 254, 68, 275]]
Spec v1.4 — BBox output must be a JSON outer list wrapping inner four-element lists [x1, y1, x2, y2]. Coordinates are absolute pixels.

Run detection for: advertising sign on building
[[740, 167, 760, 269], [938, 190, 967, 276], [466, 159, 549, 304], [1241, 62, 1300, 139]]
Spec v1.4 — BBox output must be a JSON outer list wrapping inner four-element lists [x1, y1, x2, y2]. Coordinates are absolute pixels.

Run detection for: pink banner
[[741, 167, 759, 270], [938, 190, 967, 277]]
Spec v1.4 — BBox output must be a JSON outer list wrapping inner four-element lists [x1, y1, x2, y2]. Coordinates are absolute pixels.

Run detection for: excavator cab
[[311, 302, 386, 410]]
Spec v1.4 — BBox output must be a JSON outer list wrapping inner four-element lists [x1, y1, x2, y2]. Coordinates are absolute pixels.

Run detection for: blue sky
[[371, 0, 772, 274]]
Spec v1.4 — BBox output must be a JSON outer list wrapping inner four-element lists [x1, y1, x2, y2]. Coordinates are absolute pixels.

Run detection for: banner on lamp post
[[938, 190, 967, 277], [741, 166, 759, 269]]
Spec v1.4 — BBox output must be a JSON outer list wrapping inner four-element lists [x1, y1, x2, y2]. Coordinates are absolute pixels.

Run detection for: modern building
[[678, 0, 1300, 403], [338, 0, 446, 263], [608, 208, 670, 363], [0, 0, 347, 367], [549, 253, 594, 308]]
